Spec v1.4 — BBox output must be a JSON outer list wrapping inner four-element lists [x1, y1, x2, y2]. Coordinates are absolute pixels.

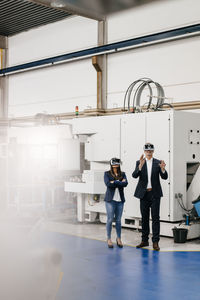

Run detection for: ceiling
[[0, 0, 159, 37], [29, 0, 161, 21], [0, 0, 72, 36]]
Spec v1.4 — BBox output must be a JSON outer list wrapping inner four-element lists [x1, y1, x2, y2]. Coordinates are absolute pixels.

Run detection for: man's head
[[143, 142, 154, 160]]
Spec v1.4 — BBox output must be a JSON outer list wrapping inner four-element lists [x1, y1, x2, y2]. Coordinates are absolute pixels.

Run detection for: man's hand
[[122, 179, 126, 182], [139, 154, 145, 171], [159, 160, 166, 172]]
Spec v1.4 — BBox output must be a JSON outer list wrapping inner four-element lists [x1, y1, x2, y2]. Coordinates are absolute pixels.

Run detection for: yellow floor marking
[[46, 229, 200, 252], [56, 271, 64, 294]]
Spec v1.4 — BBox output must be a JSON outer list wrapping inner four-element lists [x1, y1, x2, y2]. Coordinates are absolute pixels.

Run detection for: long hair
[[109, 165, 123, 180]]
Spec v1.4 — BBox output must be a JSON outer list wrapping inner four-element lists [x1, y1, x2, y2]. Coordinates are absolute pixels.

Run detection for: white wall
[[107, 0, 200, 43], [8, 16, 98, 117], [8, 59, 97, 116], [8, 16, 97, 65], [7, 0, 200, 116], [107, 36, 200, 108], [106, 0, 200, 108]]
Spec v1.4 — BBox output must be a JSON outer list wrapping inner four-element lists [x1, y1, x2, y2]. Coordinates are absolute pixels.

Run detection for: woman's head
[[110, 158, 122, 180]]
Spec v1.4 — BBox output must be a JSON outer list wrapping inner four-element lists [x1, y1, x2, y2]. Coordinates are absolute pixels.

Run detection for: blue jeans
[[105, 200, 124, 239]]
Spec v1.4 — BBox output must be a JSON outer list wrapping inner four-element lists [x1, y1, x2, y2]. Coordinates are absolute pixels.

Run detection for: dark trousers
[[140, 191, 160, 243]]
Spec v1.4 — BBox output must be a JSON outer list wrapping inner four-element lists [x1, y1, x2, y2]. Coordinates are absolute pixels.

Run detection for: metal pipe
[[0, 100, 200, 127], [1, 23, 200, 76]]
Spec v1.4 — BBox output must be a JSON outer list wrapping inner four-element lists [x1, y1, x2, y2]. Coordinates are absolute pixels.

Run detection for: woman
[[104, 158, 128, 248]]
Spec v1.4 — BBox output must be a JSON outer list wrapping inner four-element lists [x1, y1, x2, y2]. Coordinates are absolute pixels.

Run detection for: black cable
[[177, 195, 193, 213], [123, 78, 151, 111], [155, 102, 173, 110], [123, 78, 165, 112], [123, 81, 134, 111], [123, 79, 141, 111], [134, 80, 153, 110]]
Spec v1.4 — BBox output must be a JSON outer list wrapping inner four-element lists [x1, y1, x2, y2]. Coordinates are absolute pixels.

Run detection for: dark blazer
[[104, 171, 128, 202], [132, 158, 168, 199]]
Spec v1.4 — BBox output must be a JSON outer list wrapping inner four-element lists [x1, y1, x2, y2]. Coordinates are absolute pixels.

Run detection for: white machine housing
[[65, 110, 200, 238]]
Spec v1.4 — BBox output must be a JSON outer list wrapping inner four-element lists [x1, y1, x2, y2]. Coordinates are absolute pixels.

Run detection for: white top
[[146, 158, 153, 189], [113, 187, 121, 202]]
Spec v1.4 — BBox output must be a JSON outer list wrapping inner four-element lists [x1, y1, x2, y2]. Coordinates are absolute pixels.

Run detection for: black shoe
[[153, 242, 160, 251], [116, 238, 123, 248], [136, 241, 149, 248], [107, 240, 114, 248]]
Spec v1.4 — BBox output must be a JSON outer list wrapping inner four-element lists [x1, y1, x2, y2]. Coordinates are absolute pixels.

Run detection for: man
[[132, 142, 168, 251]]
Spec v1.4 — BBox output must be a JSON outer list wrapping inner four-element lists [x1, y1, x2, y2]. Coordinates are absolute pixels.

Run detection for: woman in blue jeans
[[104, 158, 128, 248]]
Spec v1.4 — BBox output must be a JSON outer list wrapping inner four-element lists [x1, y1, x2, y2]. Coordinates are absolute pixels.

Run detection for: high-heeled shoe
[[116, 238, 123, 248], [107, 240, 114, 248]]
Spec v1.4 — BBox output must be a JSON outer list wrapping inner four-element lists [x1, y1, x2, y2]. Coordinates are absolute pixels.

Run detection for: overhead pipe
[[0, 100, 200, 127], [0, 23, 200, 76]]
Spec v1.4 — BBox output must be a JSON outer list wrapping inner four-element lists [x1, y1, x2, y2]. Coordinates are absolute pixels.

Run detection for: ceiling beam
[[27, 0, 163, 21], [27, 0, 104, 21], [0, 35, 7, 49]]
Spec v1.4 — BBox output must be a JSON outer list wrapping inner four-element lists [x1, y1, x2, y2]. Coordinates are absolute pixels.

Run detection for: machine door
[[146, 111, 171, 221], [121, 114, 146, 219]]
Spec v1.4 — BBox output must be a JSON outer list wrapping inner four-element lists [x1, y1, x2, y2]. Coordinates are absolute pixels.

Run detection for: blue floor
[[43, 232, 200, 300]]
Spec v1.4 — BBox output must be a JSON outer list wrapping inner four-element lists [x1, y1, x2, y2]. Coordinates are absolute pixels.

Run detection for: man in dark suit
[[132, 143, 168, 251]]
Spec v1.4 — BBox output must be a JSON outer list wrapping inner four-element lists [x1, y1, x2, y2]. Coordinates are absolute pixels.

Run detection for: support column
[[92, 20, 107, 111], [97, 20, 107, 110], [0, 35, 8, 118], [0, 35, 8, 213]]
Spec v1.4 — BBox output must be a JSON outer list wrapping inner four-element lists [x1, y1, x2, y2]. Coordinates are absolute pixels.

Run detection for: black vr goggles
[[143, 143, 154, 151], [110, 158, 121, 166]]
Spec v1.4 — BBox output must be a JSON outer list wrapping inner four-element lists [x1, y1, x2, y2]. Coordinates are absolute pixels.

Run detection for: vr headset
[[110, 158, 121, 166], [143, 143, 154, 151]]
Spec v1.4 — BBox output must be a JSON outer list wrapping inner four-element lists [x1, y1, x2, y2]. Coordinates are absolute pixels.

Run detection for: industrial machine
[[64, 110, 200, 239], [5, 125, 78, 217]]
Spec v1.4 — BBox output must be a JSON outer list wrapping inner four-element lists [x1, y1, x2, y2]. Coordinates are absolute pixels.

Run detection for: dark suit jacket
[[104, 171, 128, 202], [132, 158, 168, 199]]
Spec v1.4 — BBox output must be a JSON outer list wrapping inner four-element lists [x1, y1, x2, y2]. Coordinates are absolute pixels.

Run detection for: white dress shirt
[[146, 158, 153, 189], [113, 186, 121, 202]]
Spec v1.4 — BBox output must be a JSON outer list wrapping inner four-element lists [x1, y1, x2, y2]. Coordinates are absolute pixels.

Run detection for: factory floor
[[41, 220, 200, 300], [43, 220, 200, 252], [1, 210, 200, 300]]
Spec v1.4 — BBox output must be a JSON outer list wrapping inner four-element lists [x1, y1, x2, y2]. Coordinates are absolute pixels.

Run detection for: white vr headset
[[110, 158, 121, 166], [143, 143, 155, 151]]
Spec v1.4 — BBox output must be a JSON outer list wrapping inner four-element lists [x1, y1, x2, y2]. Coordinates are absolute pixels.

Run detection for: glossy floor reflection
[[42, 232, 200, 300], [43, 221, 200, 251]]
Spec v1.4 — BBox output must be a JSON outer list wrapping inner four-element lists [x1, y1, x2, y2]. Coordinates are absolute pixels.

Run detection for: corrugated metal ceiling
[[0, 0, 72, 36], [0, 0, 161, 37]]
